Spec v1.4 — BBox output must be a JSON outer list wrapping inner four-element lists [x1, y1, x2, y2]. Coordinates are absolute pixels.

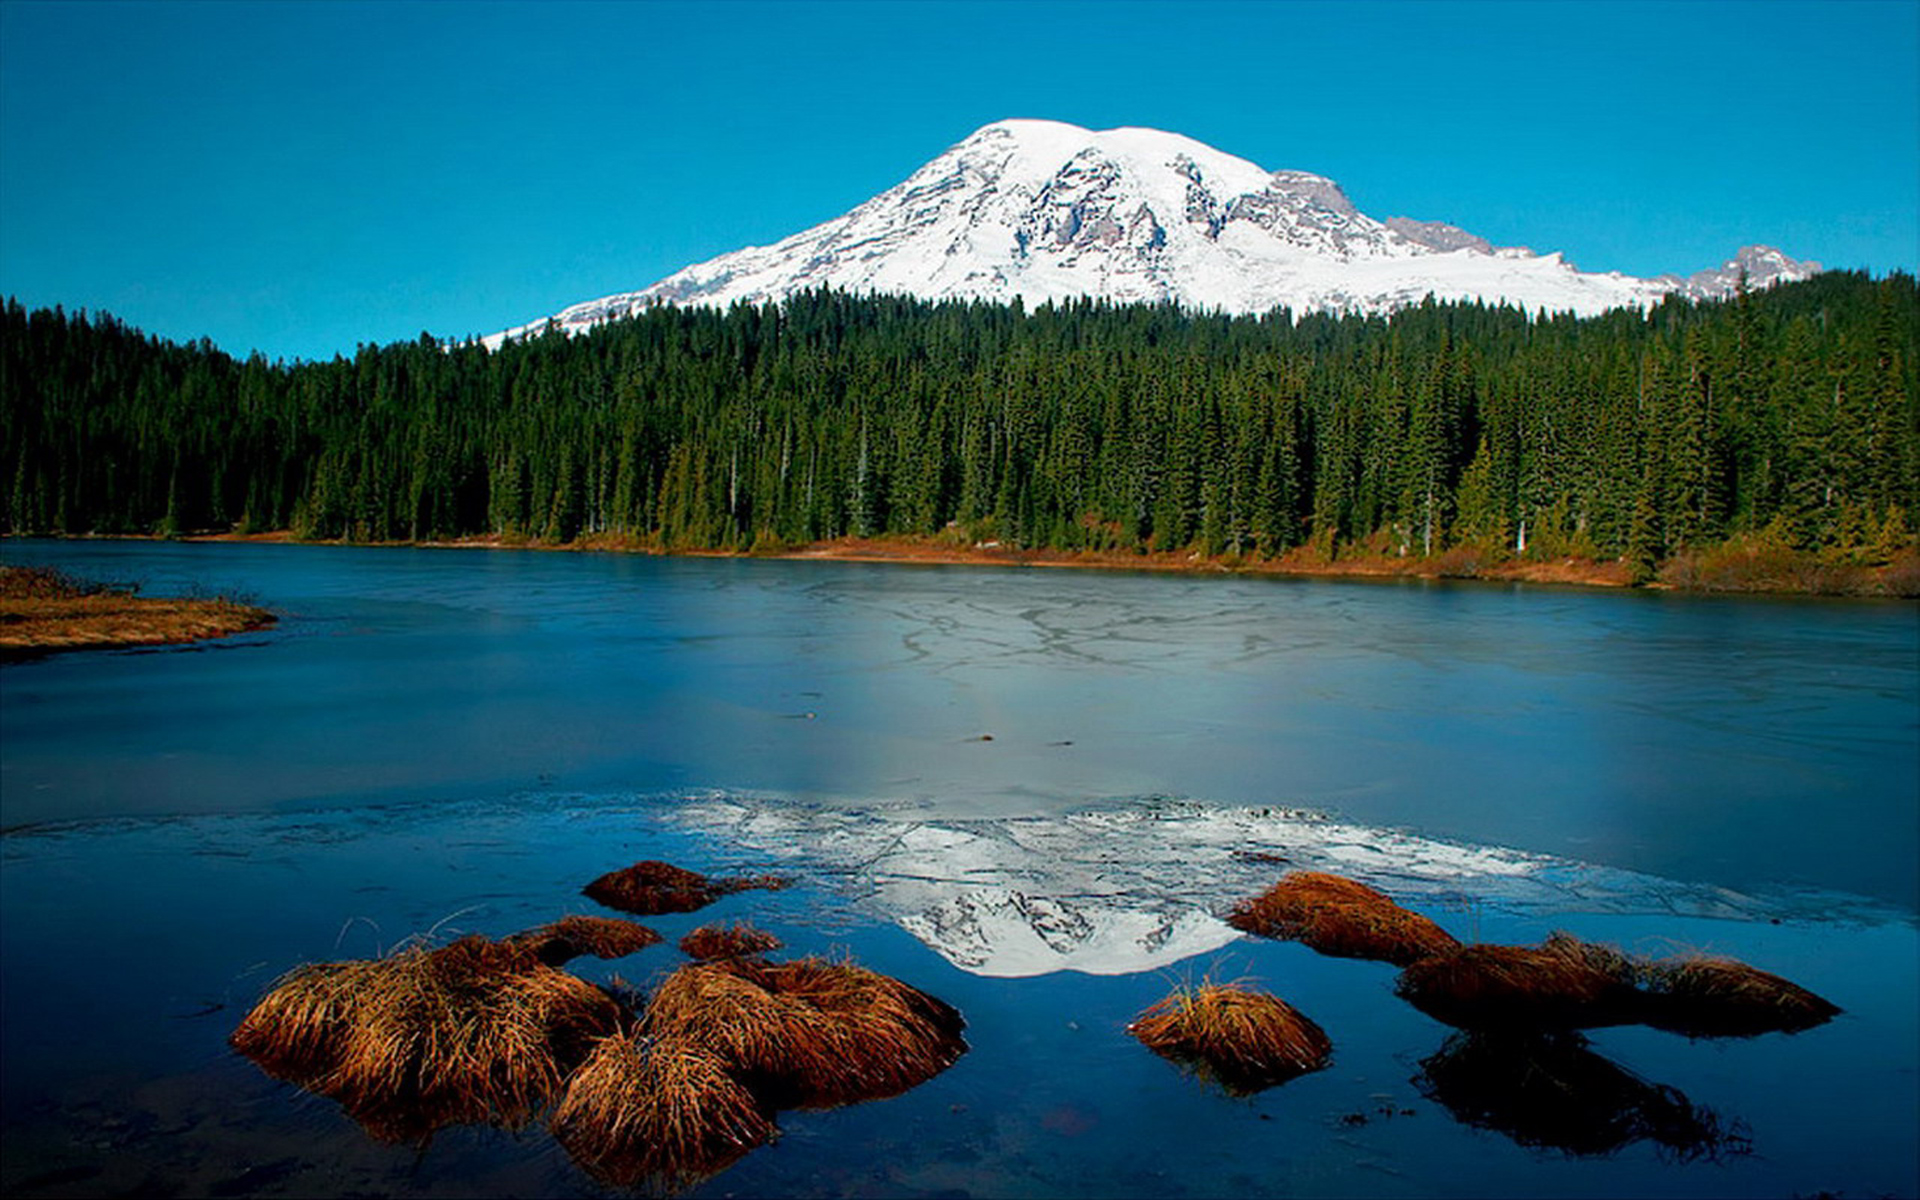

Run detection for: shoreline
[[14, 528, 1638, 589], [0, 565, 276, 660], [7, 529, 1916, 598]]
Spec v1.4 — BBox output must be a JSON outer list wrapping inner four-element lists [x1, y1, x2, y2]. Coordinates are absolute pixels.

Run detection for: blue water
[[1, 540, 1915, 1198]]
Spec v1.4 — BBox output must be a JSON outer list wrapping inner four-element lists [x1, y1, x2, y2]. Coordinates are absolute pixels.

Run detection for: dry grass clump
[[230, 934, 622, 1142], [1415, 1031, 1746, 1160], [1226, 870, 1461, 966], [1639, 954, 1840, 1038], [511, 915, 663, 966], [0, 564, 118, 600], [585, 860, 721, 915], [0, 564, 273, 658], [1127, 982, 1331, 1095], [551, 1031, 776, 1191], [1394, 934, 1642, 1031], [582, 860, 792, 916], [679, 920, 784, 962], [643, 956, 967, 1109]]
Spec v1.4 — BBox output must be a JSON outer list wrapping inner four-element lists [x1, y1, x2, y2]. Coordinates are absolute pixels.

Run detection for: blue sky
[[1, 0, 1914, 363]]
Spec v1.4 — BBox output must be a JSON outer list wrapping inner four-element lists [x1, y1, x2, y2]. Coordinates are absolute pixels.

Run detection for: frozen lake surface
[[2, 541, 1915, 1197]]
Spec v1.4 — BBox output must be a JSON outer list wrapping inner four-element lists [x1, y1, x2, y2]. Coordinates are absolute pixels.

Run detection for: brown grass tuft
[[0, 564, 273, 658], [1394, 935, 1642, 1031], [551, 1031, 776, 1191], [1226, 871, 1461, 966], [679, 921, 784, 962], [1128, 982, 1331, 1095], [581, 861, 791, 916], [230, 957, 387, 1083], [584, 860, 722, 915], [1415, 1031, 1747, 1160], [641, 955, 966, 1110], [1639, 954, 1840, 1038], [511, 915, 663, 966], [229, 934, 622, 1142]]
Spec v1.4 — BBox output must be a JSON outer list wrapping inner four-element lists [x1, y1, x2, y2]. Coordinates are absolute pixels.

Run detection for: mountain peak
[[486, 123, 1819, 347]]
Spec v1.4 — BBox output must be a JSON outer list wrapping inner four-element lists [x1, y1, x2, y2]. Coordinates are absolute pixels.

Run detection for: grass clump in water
[[679, 920, 784, 962], [509, 914, 663, 966], [643, 955, 967, 1109], [230, 933, 622, 1142], [1128, 981, 1331, 1095], [1226, 870, 1461, 966], [551, 1031, 776, 1191], [1638, 953, 1840, 1038], [1394, 933, 1642, 1031], [583, 860, 791, 916]]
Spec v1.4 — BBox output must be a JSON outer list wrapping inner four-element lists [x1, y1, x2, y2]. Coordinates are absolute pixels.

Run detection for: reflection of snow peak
[[662, 796, 1568, 978], [651, 794, 1881, 978], [893, 889, 1234, 978]]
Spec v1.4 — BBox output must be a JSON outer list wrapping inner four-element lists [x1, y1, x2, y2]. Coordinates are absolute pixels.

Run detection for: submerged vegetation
[[4, 272, 1914, 593]]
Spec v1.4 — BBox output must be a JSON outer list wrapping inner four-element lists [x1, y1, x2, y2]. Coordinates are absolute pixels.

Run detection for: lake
[[1, 540, 1915, 1198]]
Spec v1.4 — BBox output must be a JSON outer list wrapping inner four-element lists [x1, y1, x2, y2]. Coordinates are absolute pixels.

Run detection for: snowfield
[[487, 119, 1817, 348]]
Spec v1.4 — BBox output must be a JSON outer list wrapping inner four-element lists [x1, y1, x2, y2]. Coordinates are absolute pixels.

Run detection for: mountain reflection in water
[[650, 792, 1899, 978], [1, 789, 1913, 1199]]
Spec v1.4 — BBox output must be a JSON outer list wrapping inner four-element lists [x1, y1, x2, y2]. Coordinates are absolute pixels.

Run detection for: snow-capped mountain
[[488, 119, 1818, 346]]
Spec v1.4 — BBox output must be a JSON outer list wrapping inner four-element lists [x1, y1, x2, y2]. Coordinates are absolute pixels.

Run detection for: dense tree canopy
[[4, 273, 1914, 575]]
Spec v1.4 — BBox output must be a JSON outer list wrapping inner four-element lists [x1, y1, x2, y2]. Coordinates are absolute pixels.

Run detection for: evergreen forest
[[3, 271, 1915, 587]]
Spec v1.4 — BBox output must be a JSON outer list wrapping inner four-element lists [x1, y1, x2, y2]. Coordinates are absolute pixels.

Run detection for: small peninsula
[[0, 565, 274, 660]]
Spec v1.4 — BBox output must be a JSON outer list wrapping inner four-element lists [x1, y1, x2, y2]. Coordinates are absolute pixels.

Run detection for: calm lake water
[[2, 540, 1915, 1198]]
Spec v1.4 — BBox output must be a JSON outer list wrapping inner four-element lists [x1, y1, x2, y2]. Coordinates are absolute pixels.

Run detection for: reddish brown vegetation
[[584, 860, 721, 914], [229, 934, 622, 1142], [1394, 935, 1643, 1031], [1128, 982, 1331, 1095], [511, 915, 663, 966], [1226, 871, 1461, 966], [1639, 954, 1841, 1038], [642, 955, 967, 1110], [551, 1031, 776, 1191], [582, 860, 791, 916], [679, 920, 784, 962], [0, 564, 273, 658], [1396, 933, 1840, 1039], [548, 952, 966, 1187]]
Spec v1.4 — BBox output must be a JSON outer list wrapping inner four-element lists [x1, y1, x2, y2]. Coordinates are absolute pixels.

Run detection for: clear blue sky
[[2, 0, 1914, 363]]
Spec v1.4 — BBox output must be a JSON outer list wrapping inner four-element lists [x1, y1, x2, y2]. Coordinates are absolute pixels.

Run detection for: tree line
[[3, 271, 1914, 577]]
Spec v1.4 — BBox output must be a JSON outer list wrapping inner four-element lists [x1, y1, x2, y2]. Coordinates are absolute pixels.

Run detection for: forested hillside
[[3, 273, 1914, 585]]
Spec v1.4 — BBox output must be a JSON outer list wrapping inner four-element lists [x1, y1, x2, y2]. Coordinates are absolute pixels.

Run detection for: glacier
[[487, 118, 1817, 347]]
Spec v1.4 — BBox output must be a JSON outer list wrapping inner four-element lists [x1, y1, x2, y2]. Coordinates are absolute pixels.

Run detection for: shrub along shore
[[26, 525, 1917, 598]]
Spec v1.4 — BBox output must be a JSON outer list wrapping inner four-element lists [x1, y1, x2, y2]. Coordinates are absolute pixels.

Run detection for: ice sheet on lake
[[6, 791, 1900, 981], [652, 793, 1889, 978]]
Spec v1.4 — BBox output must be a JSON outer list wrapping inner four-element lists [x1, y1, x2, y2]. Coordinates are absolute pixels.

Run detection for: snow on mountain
[[487, 119, 1819, 347]]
